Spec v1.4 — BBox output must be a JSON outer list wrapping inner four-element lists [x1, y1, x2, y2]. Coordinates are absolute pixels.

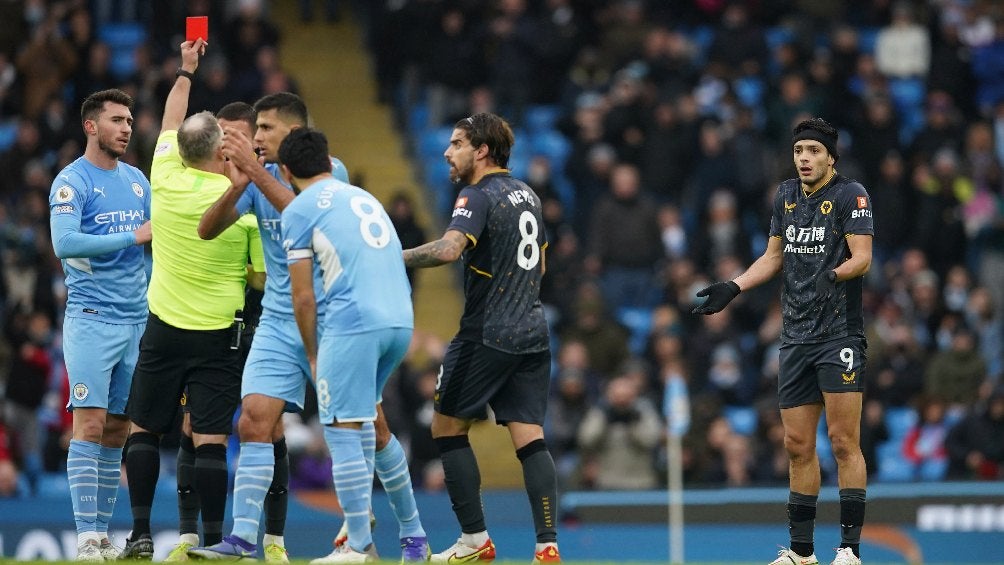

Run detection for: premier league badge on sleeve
[[55, 185, 74, 202]]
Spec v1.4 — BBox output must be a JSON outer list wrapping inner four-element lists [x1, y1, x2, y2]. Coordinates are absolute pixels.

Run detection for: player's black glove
[[815, 270, 837, 297], [692, 281, 741, 315]]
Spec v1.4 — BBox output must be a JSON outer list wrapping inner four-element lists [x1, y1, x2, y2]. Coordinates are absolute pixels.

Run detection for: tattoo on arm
[[404, 235, 465, 268]]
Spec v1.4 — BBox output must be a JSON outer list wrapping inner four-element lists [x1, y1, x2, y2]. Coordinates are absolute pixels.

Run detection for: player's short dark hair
[[253, 92, 308, 126], [216, 102, 257, 131], [279, 127, 330, 178], [80, 89, 134, 123], [792, 117, 839, 161], [454, 112, 514, 168]]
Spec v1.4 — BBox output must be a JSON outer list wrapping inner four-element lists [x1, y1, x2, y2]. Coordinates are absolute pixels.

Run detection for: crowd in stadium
[[1, 0, 1003, 499]]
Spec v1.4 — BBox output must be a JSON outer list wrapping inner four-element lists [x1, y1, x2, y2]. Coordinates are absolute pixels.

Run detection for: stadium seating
[[857, 27, 880, 55], [616, 306, 653, 355], [98, 22, 147, 79], [524, 105, 563, 134], [723, 405, 758, 436], [876, 440, 915, 482], [764, 26, 795, 52], [888, 77, 926, 144], [884, 406, 919, 439], [408, 103, 429, 133], [0, 121, 17, 152]]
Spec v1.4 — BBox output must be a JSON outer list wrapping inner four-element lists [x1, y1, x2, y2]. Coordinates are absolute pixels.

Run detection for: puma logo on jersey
[[93, 187, 106, 198], [784, 201, 796, 212]]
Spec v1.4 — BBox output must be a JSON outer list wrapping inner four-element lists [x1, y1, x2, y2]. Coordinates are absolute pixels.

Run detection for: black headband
[[793, 130, 839, 161]]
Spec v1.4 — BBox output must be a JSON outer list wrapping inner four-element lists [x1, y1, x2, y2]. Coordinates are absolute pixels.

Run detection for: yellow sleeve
[[150, 130, 184, 188]]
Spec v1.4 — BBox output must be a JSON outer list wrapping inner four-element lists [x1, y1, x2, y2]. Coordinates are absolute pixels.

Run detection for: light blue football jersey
[[50, 157, 151, 324], [236, 158, 348, 319], [281, 177, 413, 334]]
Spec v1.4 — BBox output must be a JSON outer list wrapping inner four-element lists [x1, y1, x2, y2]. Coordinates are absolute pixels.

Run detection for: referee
[[118, 39, 265, 559]]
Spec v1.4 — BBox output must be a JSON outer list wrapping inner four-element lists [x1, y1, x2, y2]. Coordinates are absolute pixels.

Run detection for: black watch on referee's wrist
[[175, 68, 195, 81]]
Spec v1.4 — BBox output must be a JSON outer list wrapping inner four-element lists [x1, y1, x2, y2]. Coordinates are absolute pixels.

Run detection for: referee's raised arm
[[161, 38, 205, 134]]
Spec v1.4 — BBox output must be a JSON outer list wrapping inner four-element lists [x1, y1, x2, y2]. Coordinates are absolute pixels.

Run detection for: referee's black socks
[[176, 434, 200, 538], [125, 432, 161, 537], [195, 443, 228, 546]]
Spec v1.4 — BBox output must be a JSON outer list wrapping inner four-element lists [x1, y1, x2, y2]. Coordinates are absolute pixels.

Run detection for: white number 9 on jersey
[[516, 210, 540, 270]]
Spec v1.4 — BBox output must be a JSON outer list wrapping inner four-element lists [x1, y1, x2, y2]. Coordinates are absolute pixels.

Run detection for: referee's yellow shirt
[[148, 129, 265, 330]]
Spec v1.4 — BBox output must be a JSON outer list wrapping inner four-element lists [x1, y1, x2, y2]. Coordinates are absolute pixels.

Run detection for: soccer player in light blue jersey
[[49, 88, 152, 562], [192, 94, 428, 562], [282, 127, 414, 564]]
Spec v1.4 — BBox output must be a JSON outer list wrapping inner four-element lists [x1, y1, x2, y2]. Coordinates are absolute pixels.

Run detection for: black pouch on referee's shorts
[[230, 309, 243, 350]]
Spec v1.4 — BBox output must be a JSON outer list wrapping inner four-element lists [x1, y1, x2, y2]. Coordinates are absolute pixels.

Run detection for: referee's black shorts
[[435, 338, 550, 426], [126, 313, 242, 435]]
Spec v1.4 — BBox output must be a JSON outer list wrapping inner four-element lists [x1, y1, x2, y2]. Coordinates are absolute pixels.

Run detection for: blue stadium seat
[[889, 78, 925, 111], [422, 161, 453, 214], [687, 25, 715, 59], [408, 103, 429, 133], [723, 405, 758, 436], [98, 22, 146, 49], [884, 406, 918, 439], [917, 459, 948, 481], [765, 26, 795, 51], [417, 127, 453, 161], [0, 121, 17, 152], [857, 27, 880, 55], [888, 77, 926, 145], [36, 472, 71, 496], [733, 75, 765, 107], [507, 153, 529, 179], [525, 105, 562, 134], [876, 440, 915, 482], [530, 130, 571, 165], [615, 306, 653, 355], [98, 22, 147, 79], [109, 50, 136, 79], [551, 173, 576, 214]]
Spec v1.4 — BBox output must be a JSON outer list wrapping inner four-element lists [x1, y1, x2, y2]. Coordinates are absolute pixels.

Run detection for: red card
[[186, 16, 208, 43]]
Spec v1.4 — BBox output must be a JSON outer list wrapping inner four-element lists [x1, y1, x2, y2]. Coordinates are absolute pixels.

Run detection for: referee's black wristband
[[175, 68, 195, 81]]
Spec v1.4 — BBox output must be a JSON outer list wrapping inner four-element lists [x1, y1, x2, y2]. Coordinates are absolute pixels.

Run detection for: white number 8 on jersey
[[516, 210, 540, 270], [350, 195, 391, 249]]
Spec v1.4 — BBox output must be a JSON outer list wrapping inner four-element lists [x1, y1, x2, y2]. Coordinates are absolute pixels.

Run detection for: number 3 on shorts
[[839, 347, 853, 372]]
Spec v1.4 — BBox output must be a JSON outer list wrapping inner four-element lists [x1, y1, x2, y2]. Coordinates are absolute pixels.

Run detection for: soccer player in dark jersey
[[693, 118, 873, 565], [403, 113, 560, 564]]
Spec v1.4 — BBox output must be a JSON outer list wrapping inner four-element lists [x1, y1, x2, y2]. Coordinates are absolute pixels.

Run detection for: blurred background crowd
[[0, 0, 1003, 501]]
